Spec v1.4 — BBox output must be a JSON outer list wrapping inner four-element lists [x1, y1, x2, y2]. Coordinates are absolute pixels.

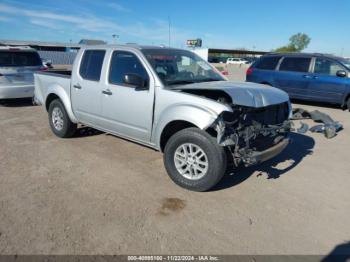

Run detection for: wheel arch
[[45, 88, 78, 123], [154, 105, 219, 152], [159, 120, 198, 152], [343, 93, 350, 109]]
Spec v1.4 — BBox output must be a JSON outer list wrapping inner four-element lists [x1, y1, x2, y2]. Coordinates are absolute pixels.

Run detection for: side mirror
[[123, 73, 147, 88], [336, 70, 347, 78]]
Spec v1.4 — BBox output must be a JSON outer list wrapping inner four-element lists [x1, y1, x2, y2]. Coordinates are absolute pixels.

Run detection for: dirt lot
[[0, 99, 350, 255]]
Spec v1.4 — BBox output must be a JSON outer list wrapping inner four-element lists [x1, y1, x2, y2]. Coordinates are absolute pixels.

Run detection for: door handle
[[102, 89, 112, 95], [313, 76, 318, 79], [73, 84, 82, 89], [303, 75, 312, 79]]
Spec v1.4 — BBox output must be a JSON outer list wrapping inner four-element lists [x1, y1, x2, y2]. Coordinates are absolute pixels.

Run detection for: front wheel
[[346, 97, 350, 111], [48, 99, 77, 138], [163, 128, 227, 192]]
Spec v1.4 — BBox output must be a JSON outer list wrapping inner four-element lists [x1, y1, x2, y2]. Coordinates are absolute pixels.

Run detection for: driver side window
[[314, 58, 344, 76], [109, 51, 149, 86]]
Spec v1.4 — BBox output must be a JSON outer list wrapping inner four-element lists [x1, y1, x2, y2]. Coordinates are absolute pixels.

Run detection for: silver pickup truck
[[34, 45, 292, 191]]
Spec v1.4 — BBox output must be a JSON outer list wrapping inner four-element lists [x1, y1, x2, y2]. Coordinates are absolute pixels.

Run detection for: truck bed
[[39, 70, 72, 77], [34, 70, 72, 106]]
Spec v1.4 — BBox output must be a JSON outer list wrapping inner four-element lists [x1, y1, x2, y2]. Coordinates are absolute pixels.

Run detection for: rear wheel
[[48, 99, 77, 138], [346, 97, 350, 111], [163, 128, 227, 192]]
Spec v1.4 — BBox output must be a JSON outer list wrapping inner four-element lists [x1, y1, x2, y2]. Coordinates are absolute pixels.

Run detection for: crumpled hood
[[172, 81, 290, 108]]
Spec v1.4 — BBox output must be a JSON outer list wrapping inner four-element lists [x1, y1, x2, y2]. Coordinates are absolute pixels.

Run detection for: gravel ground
[[0, 98, 349, 256]]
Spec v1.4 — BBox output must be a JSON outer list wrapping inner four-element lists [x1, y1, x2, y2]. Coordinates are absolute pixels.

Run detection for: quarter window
[[109, 51, 149, 86], [314, 58, 344, 76], [279, 57, 311, 73], [79, 50, 106, 81], [255, 56, 281, 70]]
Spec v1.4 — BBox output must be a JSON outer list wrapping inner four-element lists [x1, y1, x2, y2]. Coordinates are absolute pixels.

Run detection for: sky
[[0, 0, 349, 56]]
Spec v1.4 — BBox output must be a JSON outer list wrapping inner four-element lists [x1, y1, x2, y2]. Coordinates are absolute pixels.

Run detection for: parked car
[[246, 53, 350, 109], [226, 57, 249, 65], [218, 57, 229, 64], [0, 46, 44, 99], [208, 57, 220, 63], [34, 45, 291, 191]]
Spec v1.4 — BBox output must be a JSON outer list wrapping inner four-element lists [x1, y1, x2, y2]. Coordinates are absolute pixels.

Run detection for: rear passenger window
[[255, 56, 281, 70], [79, 50, 105, 81], [109, 51, 149, 86], [279, 57, 311, 73]]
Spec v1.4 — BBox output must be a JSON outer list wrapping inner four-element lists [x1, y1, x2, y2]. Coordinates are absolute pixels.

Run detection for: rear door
[[308, 57, 348, 103], [274, 56, 312, 99], [71, 49, 106, 126]]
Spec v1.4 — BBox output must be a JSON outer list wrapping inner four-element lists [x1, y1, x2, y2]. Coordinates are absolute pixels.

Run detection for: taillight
[[39, 66, 48, 71], [246, 67, 254, 75]]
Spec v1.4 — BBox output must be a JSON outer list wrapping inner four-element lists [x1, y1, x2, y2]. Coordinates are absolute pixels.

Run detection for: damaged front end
[[211, 102, 291, 167]]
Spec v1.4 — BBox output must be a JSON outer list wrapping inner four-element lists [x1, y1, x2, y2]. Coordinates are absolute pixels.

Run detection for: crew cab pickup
[[34, 45, 292, 191]]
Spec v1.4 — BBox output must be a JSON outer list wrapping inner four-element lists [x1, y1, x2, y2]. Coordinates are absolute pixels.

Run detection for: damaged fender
[[154, 103, 231, 150]]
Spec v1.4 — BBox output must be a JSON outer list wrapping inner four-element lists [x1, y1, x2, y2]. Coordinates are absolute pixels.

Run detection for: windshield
[[0, 51, 42, 67], [141, 48, 225, 86]]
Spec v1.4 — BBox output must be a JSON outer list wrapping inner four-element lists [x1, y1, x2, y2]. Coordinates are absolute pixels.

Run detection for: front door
[[71, 49, 106, 126], [308, 57, 347, 103], [100, 50, 154, 143]]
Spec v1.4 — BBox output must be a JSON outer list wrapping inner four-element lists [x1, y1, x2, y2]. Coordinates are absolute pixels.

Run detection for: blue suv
[[246, 53, 350, 109]]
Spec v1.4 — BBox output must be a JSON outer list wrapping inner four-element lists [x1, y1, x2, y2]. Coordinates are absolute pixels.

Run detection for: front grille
[[242, 102, 290, 126], [231, 102, 290, 152]]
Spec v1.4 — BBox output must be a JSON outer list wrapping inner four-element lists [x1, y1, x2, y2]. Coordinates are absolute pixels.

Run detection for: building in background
[[0, 39, 106, 65], [1, 39, 268, 65]]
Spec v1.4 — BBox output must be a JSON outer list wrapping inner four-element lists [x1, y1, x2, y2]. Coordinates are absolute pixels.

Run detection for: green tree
[[274, 33, 311, 53]]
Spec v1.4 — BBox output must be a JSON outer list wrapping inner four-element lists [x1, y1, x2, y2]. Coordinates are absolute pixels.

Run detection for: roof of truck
[[80, 44, 185, 51]]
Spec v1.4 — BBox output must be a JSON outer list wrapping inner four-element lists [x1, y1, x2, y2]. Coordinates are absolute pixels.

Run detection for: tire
[[163, 127, 227, 192], [48, 99, 77, 138], [347, 97, 350, 111]]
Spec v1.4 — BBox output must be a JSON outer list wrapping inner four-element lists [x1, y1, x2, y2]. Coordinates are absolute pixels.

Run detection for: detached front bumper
[[240, 138, 290, 166]]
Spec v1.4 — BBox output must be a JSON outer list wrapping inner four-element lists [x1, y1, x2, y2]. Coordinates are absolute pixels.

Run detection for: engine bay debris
[[210, 102, 291, 166]]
